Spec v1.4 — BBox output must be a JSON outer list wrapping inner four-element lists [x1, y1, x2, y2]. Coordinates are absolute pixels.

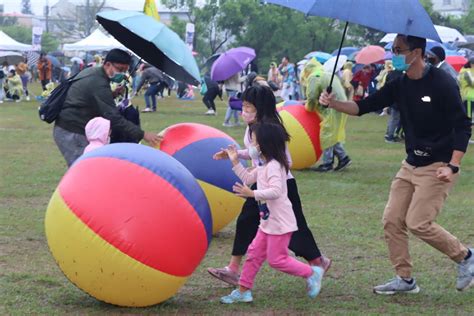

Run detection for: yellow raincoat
[[459, 66, 474, 120], [6, 73, 22, 97], [301, 58, 348, 150]]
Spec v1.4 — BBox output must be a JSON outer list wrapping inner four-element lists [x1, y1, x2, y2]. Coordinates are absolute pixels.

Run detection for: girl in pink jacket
[[220, 122, 323, 304], [83, 117, 111, 154]]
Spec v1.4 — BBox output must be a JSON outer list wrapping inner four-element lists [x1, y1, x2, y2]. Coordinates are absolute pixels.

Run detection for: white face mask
[[249, 145, 260, 160]]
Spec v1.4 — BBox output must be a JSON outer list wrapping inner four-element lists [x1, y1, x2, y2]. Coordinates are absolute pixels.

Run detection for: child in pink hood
[[84, 117, 111, 154]]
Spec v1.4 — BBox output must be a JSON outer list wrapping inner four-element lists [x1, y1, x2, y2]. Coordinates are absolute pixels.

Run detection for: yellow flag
[[143, 0, 160, 21]]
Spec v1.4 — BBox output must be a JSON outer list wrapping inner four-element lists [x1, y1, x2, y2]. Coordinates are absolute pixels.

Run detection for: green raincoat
[[301, 58, 348, 150]]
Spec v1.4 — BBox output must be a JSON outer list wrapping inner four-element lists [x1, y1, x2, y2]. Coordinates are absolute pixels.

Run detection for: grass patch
[[1, 82, 473, 314]]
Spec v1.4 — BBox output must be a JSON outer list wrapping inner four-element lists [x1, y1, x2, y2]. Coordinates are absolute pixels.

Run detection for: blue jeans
[[224, 89, 239, 124], [322, 143, 347, 165], [386, 107, 401, 138], [144, 84, 159, 109]]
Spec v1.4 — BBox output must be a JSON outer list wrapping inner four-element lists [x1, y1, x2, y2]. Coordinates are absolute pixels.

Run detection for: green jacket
[[55, 67, 144, 141]]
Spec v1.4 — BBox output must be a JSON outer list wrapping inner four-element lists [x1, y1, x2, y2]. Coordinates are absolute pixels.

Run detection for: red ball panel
[[58, 157, 208, 277]]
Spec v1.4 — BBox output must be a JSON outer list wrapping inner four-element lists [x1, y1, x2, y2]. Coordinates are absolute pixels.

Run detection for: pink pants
[[239, 229, 313, 289]]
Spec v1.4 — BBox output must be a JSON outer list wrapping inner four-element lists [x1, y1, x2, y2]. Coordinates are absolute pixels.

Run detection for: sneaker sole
[[207, 269, 239, 286], [457, 278, 474, 292], [373, 285, 420, 295], [220, 298, 253, 304], [335, 160, 352, 172]]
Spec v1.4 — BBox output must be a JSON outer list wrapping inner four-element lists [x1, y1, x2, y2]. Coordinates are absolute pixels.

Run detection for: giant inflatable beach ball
[[278, 104, 322, 169], [158, 123, 245, 234], [45, 143, 212, 307]]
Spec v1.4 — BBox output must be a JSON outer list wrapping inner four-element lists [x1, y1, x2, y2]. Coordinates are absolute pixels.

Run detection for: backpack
[[200, 78, 208, 95], [38, 72, 81, 123]]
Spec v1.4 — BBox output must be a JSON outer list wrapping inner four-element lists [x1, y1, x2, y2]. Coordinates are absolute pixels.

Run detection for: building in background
[[431, 0, 471, 17]]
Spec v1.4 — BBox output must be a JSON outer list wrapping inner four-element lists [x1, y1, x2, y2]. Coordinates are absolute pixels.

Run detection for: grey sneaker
[[373, 276, 420, 295], [220, 289, 253, 304], [456, 249, 474, 291]]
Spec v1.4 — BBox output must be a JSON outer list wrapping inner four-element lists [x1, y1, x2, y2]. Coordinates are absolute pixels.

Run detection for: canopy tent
[[0, 51, 24, 64], [63, 29, 126, 51], [380, 25, 467, 43], [0, 31, 33, 51]]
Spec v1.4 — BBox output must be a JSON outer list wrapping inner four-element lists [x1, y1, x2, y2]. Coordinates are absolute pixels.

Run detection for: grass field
[[1, 83, 473, 315]]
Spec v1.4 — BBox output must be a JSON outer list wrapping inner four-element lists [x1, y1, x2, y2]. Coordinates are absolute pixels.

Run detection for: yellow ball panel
[[45, 189, 187, 307], [279, 111, 317, 169], [198, 180, 244, 233]]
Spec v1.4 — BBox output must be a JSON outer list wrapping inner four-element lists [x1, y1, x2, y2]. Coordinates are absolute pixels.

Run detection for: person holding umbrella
[[53, 49, 161, 167], [37, 53, 52, 91], [319, 34, 473, 294]]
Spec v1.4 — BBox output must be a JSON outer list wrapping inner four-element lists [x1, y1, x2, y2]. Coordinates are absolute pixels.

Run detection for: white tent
[[0, 31, 33, 51], [380, 25, 467, 44], [63, 29, 126, 51]]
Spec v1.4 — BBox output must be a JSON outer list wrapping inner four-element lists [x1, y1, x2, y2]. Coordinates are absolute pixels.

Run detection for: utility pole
[[44, 0, 49, 33]]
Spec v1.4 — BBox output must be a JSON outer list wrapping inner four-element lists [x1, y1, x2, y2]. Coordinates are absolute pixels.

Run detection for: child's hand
[[224, 145, 239, 164], [213, 148, 229, 160], [233, 182, 254, 198]]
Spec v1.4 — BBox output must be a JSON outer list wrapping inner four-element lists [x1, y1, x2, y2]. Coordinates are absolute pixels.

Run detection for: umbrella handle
[[321, 86, 332, 108]]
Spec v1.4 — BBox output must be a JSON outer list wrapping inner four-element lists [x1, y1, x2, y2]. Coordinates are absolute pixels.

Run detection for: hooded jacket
[[84, 117, 110, 154]]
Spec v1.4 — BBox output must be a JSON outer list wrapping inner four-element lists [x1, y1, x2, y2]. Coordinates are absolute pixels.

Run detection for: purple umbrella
[[210, 47, 256, 81]]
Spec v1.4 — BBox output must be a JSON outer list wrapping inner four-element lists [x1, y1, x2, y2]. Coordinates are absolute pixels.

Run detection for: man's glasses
[[391, 47, 412, 55]]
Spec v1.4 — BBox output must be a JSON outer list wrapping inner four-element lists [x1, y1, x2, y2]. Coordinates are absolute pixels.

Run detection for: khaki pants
[[383, 161, 468, 278]]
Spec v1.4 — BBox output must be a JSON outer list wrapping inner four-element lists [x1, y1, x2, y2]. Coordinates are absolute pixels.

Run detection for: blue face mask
[[392, 55, 411, 72]]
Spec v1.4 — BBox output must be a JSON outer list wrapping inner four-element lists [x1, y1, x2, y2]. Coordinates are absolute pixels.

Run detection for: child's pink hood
[[84, 117, 110, 153]]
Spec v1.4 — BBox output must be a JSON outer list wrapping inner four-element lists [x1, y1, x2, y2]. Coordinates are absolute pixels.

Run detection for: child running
[[208, 85, 330, 286], [220, 122, 323, 303]]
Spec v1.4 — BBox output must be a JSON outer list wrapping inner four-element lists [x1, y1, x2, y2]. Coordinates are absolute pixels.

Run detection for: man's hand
[[436, 166, 455, 183], [233, 182, 254, 198], [319, 91, 336, 107], [143, 131, 161, 147]]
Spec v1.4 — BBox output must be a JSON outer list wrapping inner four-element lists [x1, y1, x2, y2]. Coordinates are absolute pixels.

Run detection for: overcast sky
[[1, 0, 204, 15]]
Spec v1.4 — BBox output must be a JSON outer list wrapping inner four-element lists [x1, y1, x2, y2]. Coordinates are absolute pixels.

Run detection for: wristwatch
[[447, 163, 460, 174]]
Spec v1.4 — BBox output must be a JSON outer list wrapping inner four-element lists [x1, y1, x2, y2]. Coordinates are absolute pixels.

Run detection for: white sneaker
[[222, 122, 234, 127], [26, 96, 30, 101], [15, 99, 21, 103], [141, 107, 152, 113], [205, 109, 214, 115]]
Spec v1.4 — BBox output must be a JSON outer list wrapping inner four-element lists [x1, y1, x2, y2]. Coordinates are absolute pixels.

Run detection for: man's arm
[[319, 91, 360, 115], [320, 79, 396, 116]]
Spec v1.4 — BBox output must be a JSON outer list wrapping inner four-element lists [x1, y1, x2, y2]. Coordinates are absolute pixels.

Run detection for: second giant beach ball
[[278, 104, 322, 169], [45, 143, 212, 307], [159, 123, 245, 234]]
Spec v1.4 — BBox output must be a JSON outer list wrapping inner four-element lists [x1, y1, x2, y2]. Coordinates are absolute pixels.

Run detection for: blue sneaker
[[307, 266, 324, 298], [220, 289, 253, 304]]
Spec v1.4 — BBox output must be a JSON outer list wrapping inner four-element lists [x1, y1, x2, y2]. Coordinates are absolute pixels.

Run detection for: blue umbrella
[[263, 0, 441, 96], [46, 55, 61, 67], [97, 10, 200, 85], [304, 51, 332, 63], [332, 47, 359, 57], [263, 0, 441, 42]]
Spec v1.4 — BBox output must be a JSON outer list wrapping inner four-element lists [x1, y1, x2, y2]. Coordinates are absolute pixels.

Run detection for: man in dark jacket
[[320, 34, 473, 295], [53, 49, 160, 167]]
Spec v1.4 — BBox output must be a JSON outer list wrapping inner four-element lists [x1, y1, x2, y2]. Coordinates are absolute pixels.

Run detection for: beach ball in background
[[44, 144, 212, 307], [277, 104, 322, 170], [158, 123, 245, 234]]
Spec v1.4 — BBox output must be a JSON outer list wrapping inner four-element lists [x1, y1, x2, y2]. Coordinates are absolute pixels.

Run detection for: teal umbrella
[[96, 10, 200, 85]]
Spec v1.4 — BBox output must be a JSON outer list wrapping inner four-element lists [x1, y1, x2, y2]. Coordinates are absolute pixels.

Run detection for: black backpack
[[38, 72, 81, 123]]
